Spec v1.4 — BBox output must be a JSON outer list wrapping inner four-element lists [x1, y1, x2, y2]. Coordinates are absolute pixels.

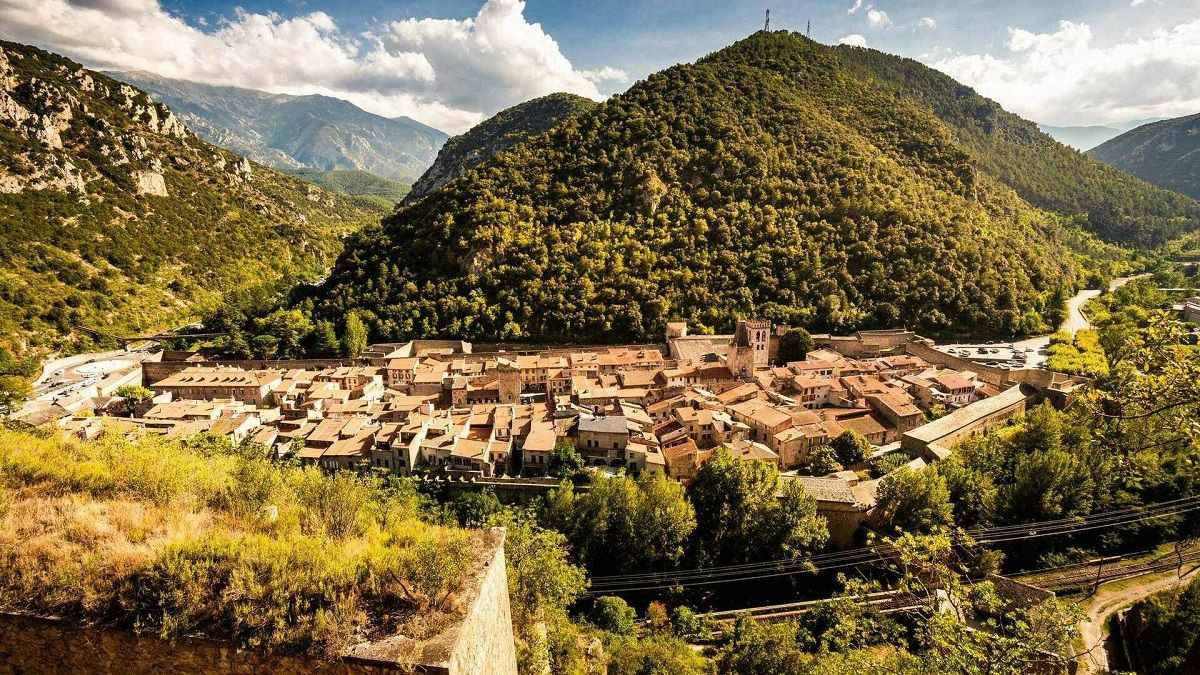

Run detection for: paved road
[[937, 274, 1148, 368], [1077, 563, 1199, 674]]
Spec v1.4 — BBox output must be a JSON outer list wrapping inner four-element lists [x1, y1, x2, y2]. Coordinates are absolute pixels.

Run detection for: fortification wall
[[0, 614, 411, 675], [143, 358, 360, 386]]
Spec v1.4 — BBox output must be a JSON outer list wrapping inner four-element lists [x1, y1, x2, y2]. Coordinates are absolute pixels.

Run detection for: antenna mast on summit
[[807, 20, 811, 37], [764, 9, 770, 32]]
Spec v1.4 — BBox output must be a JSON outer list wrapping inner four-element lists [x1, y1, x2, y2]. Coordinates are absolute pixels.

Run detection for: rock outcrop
[[133, 170, 168, 196]]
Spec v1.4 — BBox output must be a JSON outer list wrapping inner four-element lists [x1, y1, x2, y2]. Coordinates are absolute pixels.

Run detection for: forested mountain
[[0, 41, 377, 355], [289, 168, 410, 211], [1090, 113, 1200, 199], [406, 92, 596, 200], [299, 31, 1183, 344], [829, 48, 1198, 246], [1036, 124, 1123, 151], [110, 71, 448, 182]]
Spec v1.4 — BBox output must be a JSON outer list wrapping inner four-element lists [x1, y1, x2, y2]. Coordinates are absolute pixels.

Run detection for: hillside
[[289, 168, 410, 210], [304, 31, 1170, 344], [0, 41, 378, 356], [110, 71, 448, 182], [406, 92, 596, 200], [1090, 113, 1200, 200], [829, 48, 1198, 247]]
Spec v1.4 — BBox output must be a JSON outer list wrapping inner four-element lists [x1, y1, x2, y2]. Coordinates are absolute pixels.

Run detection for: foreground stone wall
[[0, 614, 410, 675]]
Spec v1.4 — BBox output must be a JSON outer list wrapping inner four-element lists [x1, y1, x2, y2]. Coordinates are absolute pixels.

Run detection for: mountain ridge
[[1090, 112, 1200, 200], [108, 71, 448, 182]]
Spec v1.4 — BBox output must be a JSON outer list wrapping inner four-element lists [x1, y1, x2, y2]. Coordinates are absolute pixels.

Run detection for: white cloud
[[579, 67, 629, 84], [919, 17, 937, 29], [867, 7, 892, 28], [838, 34, 868, 48], [848, 0, 863, 14], [931, 18, 1200, 125], [0, 0, 622, 133]]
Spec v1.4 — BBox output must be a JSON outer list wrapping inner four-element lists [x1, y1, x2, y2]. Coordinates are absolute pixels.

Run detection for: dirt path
[[1076, 564, 1200, 674]]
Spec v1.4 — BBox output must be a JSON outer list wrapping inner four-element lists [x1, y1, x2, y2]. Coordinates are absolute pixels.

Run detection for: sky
[[0, 0, 1197, 134]]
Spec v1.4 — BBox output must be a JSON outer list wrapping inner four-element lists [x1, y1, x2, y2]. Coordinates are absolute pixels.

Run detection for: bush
[[0, 427, 486, 656], [869, 453, 909, 478], [590, 595, 636, 635]]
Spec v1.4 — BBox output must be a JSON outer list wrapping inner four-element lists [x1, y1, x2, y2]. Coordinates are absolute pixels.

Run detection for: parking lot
[[933, 341, 1049, 371]]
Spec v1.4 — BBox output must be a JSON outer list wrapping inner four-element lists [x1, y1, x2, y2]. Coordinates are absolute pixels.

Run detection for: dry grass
[[0, 427, 488, 657]]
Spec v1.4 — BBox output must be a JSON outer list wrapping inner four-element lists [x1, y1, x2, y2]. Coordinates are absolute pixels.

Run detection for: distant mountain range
[[109, 71, 448, 182], [303, 31, 1198, 345], [1039, 119, 1164, 151], [407, 92, 596, 201], [1090, 113, 1200, 199], [0, 41, 378, 355]]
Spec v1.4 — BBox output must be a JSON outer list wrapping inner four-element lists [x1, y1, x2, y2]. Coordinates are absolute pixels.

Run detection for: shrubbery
[[0, 427, 482, 655]]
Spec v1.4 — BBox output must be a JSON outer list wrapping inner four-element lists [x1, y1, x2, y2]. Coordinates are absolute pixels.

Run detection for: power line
[[586, 495, 1200, 593], [590, 495, 1200, 585]]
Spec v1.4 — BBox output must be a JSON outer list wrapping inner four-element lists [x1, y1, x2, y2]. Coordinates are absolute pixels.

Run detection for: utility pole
[[764, 9, 770, 32]]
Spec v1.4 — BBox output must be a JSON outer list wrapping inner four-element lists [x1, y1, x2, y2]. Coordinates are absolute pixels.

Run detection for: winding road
[[1076, 563, 1199, 674]]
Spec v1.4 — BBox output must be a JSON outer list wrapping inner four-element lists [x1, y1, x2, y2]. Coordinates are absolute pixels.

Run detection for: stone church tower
[[496, 357, 521, 404]]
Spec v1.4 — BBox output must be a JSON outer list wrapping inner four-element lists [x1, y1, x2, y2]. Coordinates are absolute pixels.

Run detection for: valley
[[1, 8, 1200, 675]]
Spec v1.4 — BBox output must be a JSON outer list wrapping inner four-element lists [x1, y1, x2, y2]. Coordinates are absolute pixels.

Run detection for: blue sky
[[2, 0, 1197, 132]]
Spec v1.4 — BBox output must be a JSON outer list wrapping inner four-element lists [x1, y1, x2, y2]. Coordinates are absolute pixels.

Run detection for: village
[[26, 320, 1087, 548]]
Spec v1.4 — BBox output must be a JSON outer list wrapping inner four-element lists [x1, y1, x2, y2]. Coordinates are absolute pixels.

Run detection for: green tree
[[590, 596, 636, 635], [309, 320, 340, 357], [0, 375, 32, 414], [716, 618, 812, 675], [547, 439, 584, 477], [115, 384, 154, 415], [869, 452, 909, 479], [1005, 448, 1094, 523], [223, 327, 253, 360], [259, 309, 313, 359], [687, 446, 827, 566], [251, 334, 279, 359], [798, 444, 842, 476], [539, 472, 695, 575], [874, 467, 952, 535], [342, 312, 368, 358], [830, 430, 870, 467], [1129, 578, 1200, 675], [777, 327, 815, 364], [499, 514, 587, 626], [606, 634, 709, 675], [450, 489, 504, 527]]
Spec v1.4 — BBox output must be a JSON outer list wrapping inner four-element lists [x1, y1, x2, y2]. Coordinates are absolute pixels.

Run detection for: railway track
[[1014, 547, 1200, 591]]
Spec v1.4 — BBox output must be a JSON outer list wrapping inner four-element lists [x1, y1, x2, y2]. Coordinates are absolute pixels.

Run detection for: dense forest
[[299, 31, 1178, 346], [830, 46, 1200, 247], [289, 168, 410, 211], [0, 41, 377, 358]]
